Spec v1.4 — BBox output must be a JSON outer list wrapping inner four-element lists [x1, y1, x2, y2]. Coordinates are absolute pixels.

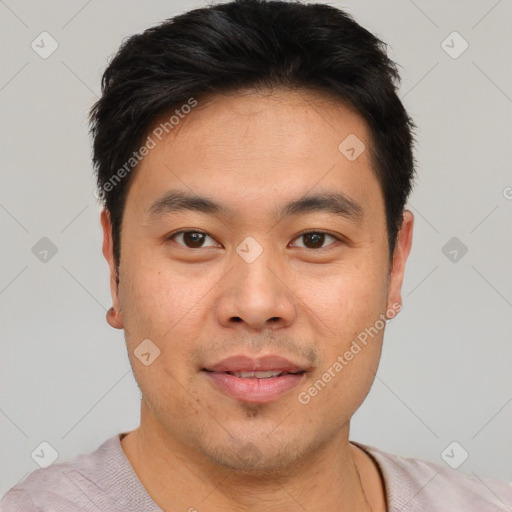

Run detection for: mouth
[[205, 369, 305, 378], [201, 354, 309, 403]]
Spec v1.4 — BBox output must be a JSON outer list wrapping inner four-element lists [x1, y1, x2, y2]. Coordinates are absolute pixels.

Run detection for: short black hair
[[89, 0, 415, 273]]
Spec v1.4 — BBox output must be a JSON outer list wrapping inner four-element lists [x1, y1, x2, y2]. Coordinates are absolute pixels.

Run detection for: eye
[[167, 230, 220, 249], [290, 231, 341, 250]]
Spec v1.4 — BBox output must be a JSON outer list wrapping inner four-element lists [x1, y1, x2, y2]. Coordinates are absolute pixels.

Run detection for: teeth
[[229, 370, 283, 379]]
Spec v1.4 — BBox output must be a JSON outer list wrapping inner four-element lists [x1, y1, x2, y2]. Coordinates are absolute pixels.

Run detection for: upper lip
[[203, 355, 308, 373]]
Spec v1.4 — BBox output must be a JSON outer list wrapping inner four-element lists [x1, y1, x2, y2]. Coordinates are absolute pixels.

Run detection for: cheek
[[119, 246, 207, 336], [294, 258, 388, 408], [117, 258, 205, 415], [297, 255, 389, 337], [297, 296, 386, 424], [118, 251, 219, 379]]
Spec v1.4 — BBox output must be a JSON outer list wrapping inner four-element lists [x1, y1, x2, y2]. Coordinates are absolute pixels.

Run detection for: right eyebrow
[[147, 190, 231, 220], [146, 189, 365, 225]]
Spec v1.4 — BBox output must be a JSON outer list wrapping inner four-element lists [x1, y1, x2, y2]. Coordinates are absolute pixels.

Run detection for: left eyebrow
[[274, 192, 365, 224], [146, 189, 364, 224]]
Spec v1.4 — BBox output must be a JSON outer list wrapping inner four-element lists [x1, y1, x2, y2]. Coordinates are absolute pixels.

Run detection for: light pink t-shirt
[[2, 433, 511, 511]]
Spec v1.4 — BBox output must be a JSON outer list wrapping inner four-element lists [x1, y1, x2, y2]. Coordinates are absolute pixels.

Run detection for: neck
[[120, 401, 380, 512]]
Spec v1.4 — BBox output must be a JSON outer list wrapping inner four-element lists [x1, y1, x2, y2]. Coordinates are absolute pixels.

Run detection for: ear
[[386, 209, 414, 318], [100, 209, 124, 329]]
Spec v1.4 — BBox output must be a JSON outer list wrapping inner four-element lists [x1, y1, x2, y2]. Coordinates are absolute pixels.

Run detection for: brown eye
[[169, 231, 219, 249], [292, 231, 339, 249]]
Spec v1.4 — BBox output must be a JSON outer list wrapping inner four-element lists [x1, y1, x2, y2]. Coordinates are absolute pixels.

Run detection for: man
[[2, 1, 510, 510]]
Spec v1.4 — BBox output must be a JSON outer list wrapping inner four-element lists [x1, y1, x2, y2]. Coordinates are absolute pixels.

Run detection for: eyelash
[[165, 229, 344, 250]]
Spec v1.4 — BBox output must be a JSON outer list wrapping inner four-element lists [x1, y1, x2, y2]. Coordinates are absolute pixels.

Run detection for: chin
[[195, 427, 323, 479]]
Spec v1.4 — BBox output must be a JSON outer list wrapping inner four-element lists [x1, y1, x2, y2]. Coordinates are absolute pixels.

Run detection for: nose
[[215, 248, 297, 332]]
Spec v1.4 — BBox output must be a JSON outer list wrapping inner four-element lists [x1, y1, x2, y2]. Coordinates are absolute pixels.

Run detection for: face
[[101, 89, 413, 474]]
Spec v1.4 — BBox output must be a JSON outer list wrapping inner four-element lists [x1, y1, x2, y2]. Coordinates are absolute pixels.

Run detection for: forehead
[[125, 89, 383, 224]]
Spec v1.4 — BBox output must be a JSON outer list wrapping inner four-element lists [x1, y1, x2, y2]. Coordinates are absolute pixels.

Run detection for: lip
[[203, 371, 306, 403], [202, 354, 309, 403], [204, 355, 306, 373]]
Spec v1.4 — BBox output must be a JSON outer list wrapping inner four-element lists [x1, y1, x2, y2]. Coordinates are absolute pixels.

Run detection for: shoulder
[[352, 441, 512, 511], [1, 435, 125, 512]]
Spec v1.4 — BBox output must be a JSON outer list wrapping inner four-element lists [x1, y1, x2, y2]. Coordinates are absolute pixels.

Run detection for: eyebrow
[[147, 190, 364, 223]]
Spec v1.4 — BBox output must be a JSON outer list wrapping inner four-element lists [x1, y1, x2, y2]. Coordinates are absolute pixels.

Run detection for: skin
[[100, 88, 414, 512]]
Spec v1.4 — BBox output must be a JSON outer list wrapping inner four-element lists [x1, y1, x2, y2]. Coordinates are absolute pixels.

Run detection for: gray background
[[1, 0, 511, 497]]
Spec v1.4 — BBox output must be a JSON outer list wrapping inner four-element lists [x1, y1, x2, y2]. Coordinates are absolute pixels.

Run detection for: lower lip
[[203, 371, 305, 403]]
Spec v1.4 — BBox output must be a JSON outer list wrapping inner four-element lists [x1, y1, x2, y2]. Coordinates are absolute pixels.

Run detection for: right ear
[[100, 209, 124, 329]]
